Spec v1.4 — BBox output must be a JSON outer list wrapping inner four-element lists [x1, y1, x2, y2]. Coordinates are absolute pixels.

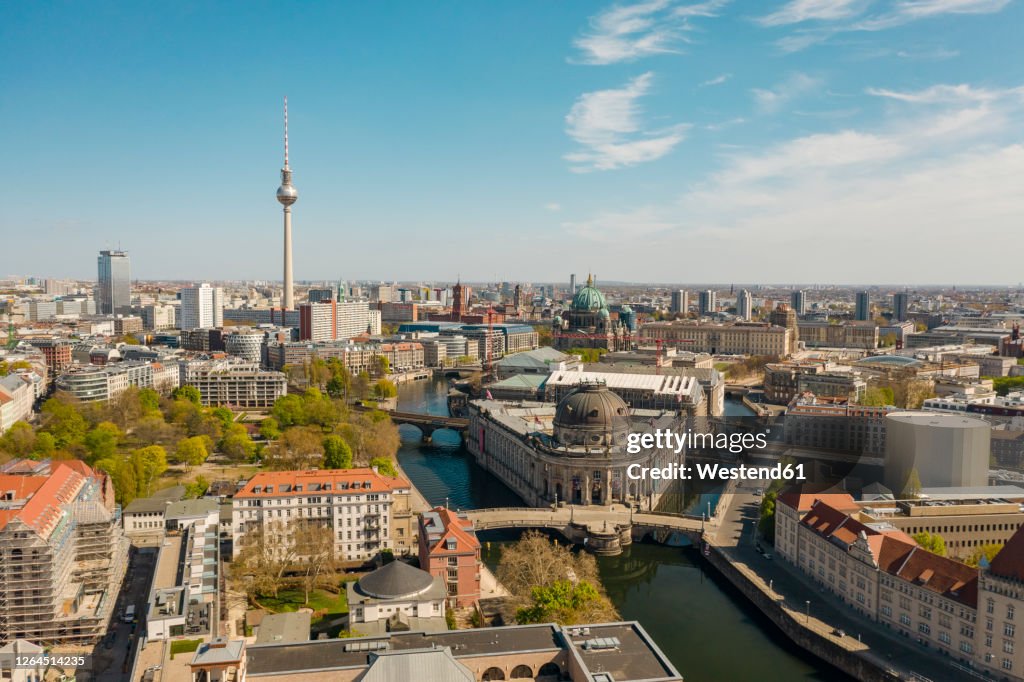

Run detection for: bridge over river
[[352, 404, 469, 441], [463, 505, 705, 555]]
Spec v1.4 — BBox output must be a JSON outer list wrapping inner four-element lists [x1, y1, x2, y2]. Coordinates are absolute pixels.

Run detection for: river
[[395, 377, 850, 682]]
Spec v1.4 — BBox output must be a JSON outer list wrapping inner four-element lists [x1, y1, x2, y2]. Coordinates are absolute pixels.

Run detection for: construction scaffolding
[[0, 477, 129, 646]]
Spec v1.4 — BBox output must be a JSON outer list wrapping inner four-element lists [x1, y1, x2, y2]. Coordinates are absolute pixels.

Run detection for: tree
[[372, 379, 397, 400], [292, 521, 336, 605], [134, 415, 179, 446], [138, 387, 162, 416], [264, 426, 324, 470], [40, 396, 89, 449], [515, 579, 616, 626], [533, 325, 553, 347], [859, 386, 894, 407], [913, 531, 947, 557], [172, 385, 202, 405], [0, 421, 37, 457], [496, 531, 605, 602], [370, 456, 398, 478], [185, 475, 210, 499], [352, 371, 371, 400], [234, 521, 298, 600], [32, 432, 56, 457], [323, 435, 353, 469], [94, 456, 139, 506], [758, 490, 778, 543], [211, 407, 234, 428], [84, 422, 123, 464], [966, 543, 1004, 568], [106, 387, 144, 431], [326, 366, 351, 399], [131, 445, 168, 497], [220, 423, 255, 461], [175, 436, 210, 472], [902, 467, 922, 498], [374, 355, 390, 377], [0, 359, 31, 376], [271, 394, 307, 428], [259, 417, 282, 440]]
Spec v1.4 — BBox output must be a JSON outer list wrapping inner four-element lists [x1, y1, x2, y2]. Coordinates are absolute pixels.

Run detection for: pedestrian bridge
[[464, 505, 705, 555]]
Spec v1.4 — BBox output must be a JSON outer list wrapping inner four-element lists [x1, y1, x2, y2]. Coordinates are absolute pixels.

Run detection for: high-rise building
[[670, 290, 688, 316], [768, 303, 799, 344], [96, 249, 131, 314], [299, 300, 337, 342], [569, 274, 577, 295], [893, 291, 910, 322], [855, 291, 870, 321], [790, 290, 806, 316], [179, 283, 224, 330], [276, 97, 298, 311], [698, 290, 717, 317], [736, 289, 752, 321], [451, 281, 466, 320]]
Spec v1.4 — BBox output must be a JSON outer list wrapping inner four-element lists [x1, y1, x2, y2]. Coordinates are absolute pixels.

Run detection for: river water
[[395, 377, 849, 682]]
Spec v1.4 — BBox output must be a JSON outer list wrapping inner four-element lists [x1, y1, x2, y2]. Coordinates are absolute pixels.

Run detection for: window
[[1004, 640, 1014, 654], [988, 599, 995, 615], [960, 642, 974, 654], [1006, 624, 1016, 638], [919, 624, 931, 636], [939, 632, 951, 645], [446, 539, 457, 550], [881, 606, 892, 617], [900, 614, 912, 626], [1004, 659, 1013, 671], [1010, 605, 1016, 621]]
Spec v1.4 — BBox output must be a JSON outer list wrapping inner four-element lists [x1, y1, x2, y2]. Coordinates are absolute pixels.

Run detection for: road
[[711, 485, 983, 682], [93, 547, 157, 682]]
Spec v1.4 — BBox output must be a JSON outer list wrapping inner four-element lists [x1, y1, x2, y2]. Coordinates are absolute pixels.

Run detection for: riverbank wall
[[703, 546, 899, 682]]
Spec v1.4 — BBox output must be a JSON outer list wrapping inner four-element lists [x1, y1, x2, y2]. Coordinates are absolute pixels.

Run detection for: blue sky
[[2, 0, 1022, 285]]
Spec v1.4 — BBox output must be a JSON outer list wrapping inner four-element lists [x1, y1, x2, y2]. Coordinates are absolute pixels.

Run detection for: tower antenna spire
[[284, 96, 290, 169]]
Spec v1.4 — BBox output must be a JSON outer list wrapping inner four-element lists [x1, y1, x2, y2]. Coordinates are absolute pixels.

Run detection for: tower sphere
[[277, 182, 298, 206]]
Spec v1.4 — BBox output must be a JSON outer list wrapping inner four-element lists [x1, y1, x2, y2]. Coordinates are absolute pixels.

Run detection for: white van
[[122, 604, 136, 623]]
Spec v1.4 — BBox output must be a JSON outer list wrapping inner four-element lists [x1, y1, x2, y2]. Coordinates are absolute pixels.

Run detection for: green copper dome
[[571, 275, 607, 311]]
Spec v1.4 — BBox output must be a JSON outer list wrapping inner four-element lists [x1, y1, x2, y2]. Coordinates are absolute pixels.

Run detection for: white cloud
[[751, 73, 822, 113], [700, 73, 731, 87], [757, 0, 867, 27], [572, 0, 729, 65], [545, 202, 563, 212], [565, 72, 689, 172], [766, 0, 1011, 51], [895, 47, 960, 59], [563, 80, 1024, 283]]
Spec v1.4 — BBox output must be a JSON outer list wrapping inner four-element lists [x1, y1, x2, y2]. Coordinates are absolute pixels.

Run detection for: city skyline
[[3, 1, 1023, 284]]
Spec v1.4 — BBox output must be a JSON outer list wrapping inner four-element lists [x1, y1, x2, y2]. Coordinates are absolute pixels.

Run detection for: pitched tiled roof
[[886, 546, 978, 608], [800, 500, 876, 548], [423, 507, 480, 554], [777, 488, 858, 514], [0, 462, 90, 536], [235, 468, 410, 499], [989, 524, 1024, 582]]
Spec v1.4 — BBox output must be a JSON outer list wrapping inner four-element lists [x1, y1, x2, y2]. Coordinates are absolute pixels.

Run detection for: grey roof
[[191, 638, 246, 665], [356, 561, 436, 600], [361, 647, 474, 682], [490, 374, 548, 390], [123, 485, 187, 514], [255, 612, 311, 645], [165, 498, 220, 520], [495, 347, 573, 369]]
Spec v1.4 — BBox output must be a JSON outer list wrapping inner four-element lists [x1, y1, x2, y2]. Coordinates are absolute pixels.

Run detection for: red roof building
[[417, 507, 481, 608]]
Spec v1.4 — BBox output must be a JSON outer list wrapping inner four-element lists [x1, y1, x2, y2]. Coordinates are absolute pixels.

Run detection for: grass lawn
[[257, 585, 352, 638], [713, 362, 732, 372], [169, 638, 203, 659], [259, 587, 348, 616]]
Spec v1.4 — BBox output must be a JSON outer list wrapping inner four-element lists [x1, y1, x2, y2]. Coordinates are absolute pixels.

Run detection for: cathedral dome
[[553, 382, 630, 447], [571, 275, 607, 311]]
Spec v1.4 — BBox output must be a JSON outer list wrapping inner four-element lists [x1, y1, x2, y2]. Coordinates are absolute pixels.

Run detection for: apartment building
[[25, 338, 73, 377], [639, 320, 793, 356], [418, 507, 482, 608], [179, 359, 287, 408], [0, 459, 128, 645], [232, 469, 414, 562], [0, 374, 34, 436], [783, 394, 893, 455], [56, 360, 180, 403], [764, 360, 865, 404]]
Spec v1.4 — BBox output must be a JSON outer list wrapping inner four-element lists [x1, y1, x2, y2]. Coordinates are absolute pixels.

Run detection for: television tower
[[276, 96, 298, 310]]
